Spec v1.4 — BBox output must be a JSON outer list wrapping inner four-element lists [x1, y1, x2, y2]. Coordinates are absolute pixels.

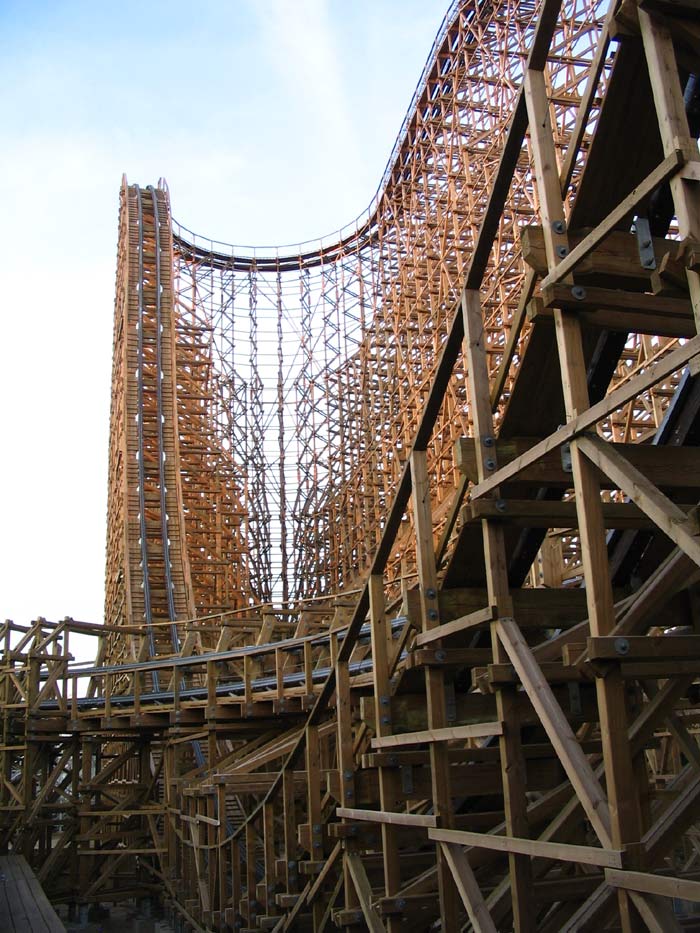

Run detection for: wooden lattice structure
[[5, 1, 700, 931]]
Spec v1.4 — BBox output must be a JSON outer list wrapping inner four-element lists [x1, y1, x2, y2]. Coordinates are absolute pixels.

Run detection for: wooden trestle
[[7, 0, 700, 930]]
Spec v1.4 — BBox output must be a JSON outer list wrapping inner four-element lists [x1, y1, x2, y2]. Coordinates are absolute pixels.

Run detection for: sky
[[0, 0, 450, 650]]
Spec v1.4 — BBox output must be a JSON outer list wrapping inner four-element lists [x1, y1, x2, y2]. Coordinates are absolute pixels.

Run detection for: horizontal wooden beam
[[605, 868, 700, 902], [370, 722, 503, 749], [429, 827, 624, 868], [336, 808, 437, 828]]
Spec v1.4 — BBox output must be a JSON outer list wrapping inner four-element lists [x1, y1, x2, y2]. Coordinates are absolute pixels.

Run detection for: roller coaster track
[[6, 1, 700, 931]]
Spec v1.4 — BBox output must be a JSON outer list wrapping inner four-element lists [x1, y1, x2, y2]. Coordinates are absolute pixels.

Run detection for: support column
[[524, 65, 643, 931], [410, 451, 458, 930], [462, 290, 534, 932]]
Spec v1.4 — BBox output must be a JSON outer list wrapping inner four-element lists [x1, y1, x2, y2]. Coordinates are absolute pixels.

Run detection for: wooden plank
[[0, 856, 64, 933], [430, 827, 624, 869], [415, 606, 496, 645], [371, 722, 503, 749], [15, 857, 64, 932], [606, 868, 700, 902], [336, 808, 437, 828]]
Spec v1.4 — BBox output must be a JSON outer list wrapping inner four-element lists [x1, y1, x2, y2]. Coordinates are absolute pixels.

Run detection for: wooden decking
[[0, 855, 65, 932]]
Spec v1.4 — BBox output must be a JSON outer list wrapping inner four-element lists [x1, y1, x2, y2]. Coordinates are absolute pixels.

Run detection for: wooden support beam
[[578, 434, 700, 566], [345, 852, 386, 933], [430, 827, 624, 869], [495, 618, 612, 848], [410, 449, 458, 929], [370, 722, 503, 749], [606, 868, 700, 902], [462, 287, 535, 930], [470, 334, 700, 500], [525, 62, 643, 930], [439, 842, 497, 933]]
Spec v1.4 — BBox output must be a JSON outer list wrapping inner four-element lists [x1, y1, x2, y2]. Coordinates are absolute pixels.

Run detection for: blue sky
[[0, 0, 449, 636]]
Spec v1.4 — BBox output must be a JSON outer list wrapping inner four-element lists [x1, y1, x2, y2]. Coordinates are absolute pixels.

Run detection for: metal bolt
[[571, 285, 587, 301], [428, 609, 439, 621], [426, 586, 437, 599], [556, 245, 568, 258], [485, 457, 496, 471], [483, 435, 495, 447], [343, 769, 353, 779], [345, 789, 354, 798], [552, 219, 566, 235], [495, 499, 507, 513], [435, 650, 447, 662], [614, 637, 630, 656]]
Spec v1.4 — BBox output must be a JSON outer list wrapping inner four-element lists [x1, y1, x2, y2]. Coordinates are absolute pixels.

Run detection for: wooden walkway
[[0, 855, 65, 932]]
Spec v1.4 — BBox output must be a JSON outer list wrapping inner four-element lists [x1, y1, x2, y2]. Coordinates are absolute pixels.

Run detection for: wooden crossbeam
[[541, 149, 686, 289], [471, 334, 700, 501], [578, 434, 700, 566], [606, 867, 700, 902], [430, 827, 624, 869], [370, 722, 503, 749], [495, 617, 613, 848], [345, 852, 386, 933]]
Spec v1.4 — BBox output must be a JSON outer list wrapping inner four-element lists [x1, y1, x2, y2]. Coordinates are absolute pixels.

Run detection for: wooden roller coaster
[[6, 0, 700, 929]]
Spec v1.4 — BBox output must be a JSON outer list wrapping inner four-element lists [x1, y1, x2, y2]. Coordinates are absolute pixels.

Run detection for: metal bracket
[[561, 441, 573, 474], [634, 216, 656, 271], [568, 681, 582, 717]]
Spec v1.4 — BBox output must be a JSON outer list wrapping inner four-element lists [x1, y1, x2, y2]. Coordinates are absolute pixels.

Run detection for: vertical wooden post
[[246, 817, 257, 923], [306, 722, 324, 928], [462, 289, 534, 932], [410, 450, 458, 930], [216, 784, 227, 918], [303, 641, 314, 705], [524, 65, 642, 931], [263, 800, 276, 915], [231, 835, 242, 923], [639, 8, 700, 331], [369, 575, 402, 932]]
